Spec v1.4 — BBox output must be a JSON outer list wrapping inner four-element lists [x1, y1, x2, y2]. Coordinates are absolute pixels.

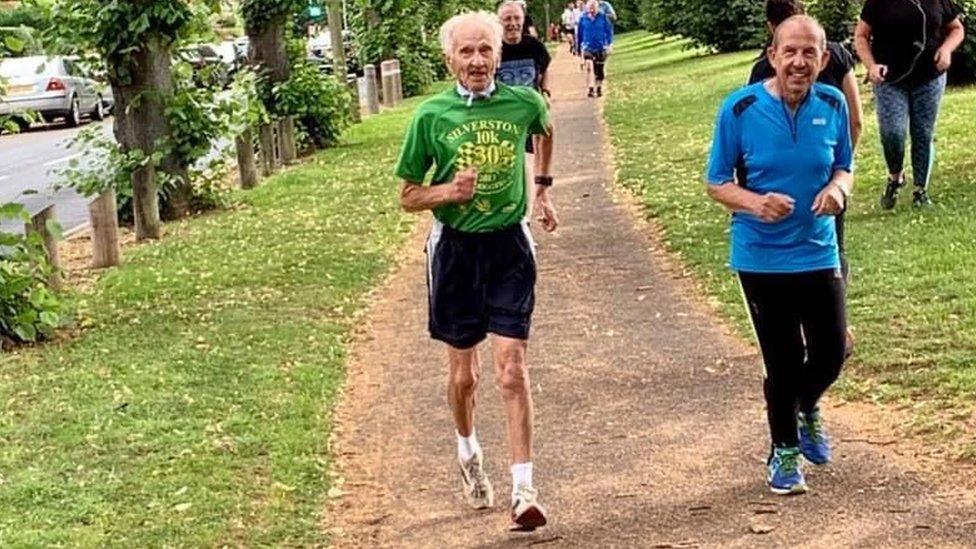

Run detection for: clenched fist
[[450, 167, 477, 203], [754, 192, 795, 223]]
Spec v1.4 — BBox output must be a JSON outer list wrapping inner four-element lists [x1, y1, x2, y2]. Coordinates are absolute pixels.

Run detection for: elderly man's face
[[499, 5, 525, 43], [449, 22, 498, 92], [587, 2, 598, 15], [768, 20, 829, 98]]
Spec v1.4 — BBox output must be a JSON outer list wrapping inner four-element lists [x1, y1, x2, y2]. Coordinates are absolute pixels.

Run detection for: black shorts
[[583, 50, 607, 63], [426, 221, 537, 349], [562, 25, 574, 35]]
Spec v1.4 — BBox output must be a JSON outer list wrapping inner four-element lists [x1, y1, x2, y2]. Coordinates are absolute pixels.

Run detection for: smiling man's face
[[768, 17, 829, 100], [449, 21, 499, 92]]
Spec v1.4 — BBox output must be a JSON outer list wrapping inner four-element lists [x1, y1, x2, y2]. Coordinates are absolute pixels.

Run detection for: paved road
[[0, 119, 112, 235], [0, 116, 230, 236]]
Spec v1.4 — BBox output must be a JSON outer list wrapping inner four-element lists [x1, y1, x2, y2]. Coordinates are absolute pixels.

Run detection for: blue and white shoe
[[767, 446, 807, 495], [798, 410, 832, 465]]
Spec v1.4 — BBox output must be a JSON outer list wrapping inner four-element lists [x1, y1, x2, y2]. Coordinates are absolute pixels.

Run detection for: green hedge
[[639, 0, 765, 52]]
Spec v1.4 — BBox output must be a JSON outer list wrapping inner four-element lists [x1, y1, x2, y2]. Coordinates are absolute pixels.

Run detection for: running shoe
[[767, 446, 807, 495], [912, 188, 933, 209], [879, 175, 904, 210], [798, 410, 831, 465], [510, 484, 548, 531], [596, 86, 603, 97], [587, 87, 596, 98], [458, 450, 494, 510]]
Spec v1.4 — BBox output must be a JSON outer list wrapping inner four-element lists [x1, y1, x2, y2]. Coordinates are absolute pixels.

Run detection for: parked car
[[307, 30, 361, 76], [180, 44, 231, 89], [0, 55, 111, 130]]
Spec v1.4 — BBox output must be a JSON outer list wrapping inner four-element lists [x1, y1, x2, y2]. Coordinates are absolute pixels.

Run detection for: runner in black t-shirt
[[854, 0, 965, 209], [750, 0, 864, 357], [498, 1, 556, 214]]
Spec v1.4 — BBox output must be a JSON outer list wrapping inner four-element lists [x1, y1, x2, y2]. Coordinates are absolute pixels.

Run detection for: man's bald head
[[772, 15, 826, 50]]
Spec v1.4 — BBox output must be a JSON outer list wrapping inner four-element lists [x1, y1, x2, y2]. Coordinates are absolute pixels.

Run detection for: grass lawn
[[0, 96, 426, 545], [605, 32, 976, 458]]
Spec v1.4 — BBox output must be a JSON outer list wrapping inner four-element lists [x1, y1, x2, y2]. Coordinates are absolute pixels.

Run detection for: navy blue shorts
[[425, 221, 537, 349]]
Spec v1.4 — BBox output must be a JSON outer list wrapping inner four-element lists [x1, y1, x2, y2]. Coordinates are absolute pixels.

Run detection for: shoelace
[[776, 450, 800, 474], [802, 415, 824, 443], [466, 459, 487, 498]]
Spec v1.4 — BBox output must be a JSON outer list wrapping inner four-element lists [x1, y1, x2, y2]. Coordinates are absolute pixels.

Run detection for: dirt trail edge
[[328, 48, 976, 548]]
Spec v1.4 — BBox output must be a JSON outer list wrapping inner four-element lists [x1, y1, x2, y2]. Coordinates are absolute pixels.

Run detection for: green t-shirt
[[394, 83, 550, 233]]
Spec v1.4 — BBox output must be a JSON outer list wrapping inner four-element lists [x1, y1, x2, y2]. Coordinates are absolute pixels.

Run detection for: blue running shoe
[[767, 446, 807, 495], [798, 410, 831, 465]]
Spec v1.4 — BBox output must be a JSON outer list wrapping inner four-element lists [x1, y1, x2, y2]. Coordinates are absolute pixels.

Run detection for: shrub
[[275, 59, 353, 149], [807, 0, 860, 43], [0, 204, 65, 346], [640, 0, 765, 52], [950, 0, 976, 83]]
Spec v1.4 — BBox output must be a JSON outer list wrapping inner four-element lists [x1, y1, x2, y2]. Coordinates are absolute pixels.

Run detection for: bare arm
[[812, 169, 854, 216], [707, 181, 795, 222], [941, 17, 966, 54], [935, 18, 965, 72], [853, 20, 876, 70], [535, 121, 554, 177], [533, 121, 558, 232], [840, 70, 863, 148], [399, 169, 477, 213]]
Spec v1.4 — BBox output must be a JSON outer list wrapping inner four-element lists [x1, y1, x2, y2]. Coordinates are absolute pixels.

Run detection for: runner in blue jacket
[[576, 0, 613, 97]]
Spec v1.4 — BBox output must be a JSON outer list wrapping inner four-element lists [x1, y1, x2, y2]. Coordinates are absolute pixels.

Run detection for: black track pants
[[739, 269, 847, 447]]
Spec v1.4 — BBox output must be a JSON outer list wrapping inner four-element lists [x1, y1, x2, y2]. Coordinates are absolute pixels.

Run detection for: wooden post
[[380, 60, 397, 108], [25, 205, 62, 289], [88, 190, 121, 269], [258, 122, 276, 176], [364, 64, 380, 115], [235, 129, 259, 189], [278, 116, 297, 165], [346, 78, 361, 123], [391, 59, 403, 104]]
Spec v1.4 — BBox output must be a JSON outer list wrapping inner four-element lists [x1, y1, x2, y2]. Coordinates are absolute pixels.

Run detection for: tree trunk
[[25, 205, 61, 290], [278, 117, 297, 164], [326, 0, 347, 82], [110, 34, 175, 241], [236, 129, 259, 189], [258, 122, 277, 176], [248, 16, 293, 162], [89, 190, 121, 269], [160, 161, 192, 220]]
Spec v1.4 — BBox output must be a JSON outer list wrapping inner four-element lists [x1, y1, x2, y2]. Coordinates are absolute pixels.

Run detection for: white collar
[[456, 81, 497, 107]]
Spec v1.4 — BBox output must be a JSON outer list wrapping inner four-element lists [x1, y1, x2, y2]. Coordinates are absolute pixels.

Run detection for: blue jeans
[[873, 73, 947, 189]]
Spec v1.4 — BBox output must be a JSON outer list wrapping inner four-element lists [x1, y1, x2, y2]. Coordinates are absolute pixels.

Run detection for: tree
[[240, 0, 304, 168], [47, 0, 217, 240], [351, 0, 494, 97], [638, 0, 764, 52]]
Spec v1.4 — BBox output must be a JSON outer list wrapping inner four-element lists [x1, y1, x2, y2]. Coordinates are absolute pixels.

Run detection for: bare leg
[[585, 58, 596, 89], [448, 345, 481, 437], [492, 336, 532, 464]]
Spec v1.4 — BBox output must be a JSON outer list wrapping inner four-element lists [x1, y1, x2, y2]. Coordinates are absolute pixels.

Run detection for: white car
[[0, 56, 112, 130]]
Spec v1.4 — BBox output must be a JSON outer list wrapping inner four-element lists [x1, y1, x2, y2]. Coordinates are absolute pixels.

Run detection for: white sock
[[511, 462, 533, 499], [457, 430, 480, 462]]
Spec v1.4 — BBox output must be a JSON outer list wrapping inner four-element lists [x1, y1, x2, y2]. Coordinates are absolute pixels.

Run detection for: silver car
[[0, 55, 112, 129]]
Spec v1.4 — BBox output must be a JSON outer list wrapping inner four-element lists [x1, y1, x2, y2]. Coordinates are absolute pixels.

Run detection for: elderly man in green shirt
[[394, 10, 557, 532]]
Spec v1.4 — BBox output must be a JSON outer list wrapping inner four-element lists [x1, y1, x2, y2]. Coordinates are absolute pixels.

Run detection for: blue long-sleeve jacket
[[576, 11, 613, 53]]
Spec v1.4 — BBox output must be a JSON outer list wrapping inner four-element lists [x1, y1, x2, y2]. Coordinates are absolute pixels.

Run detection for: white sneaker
[[510, 484, 548, 531], [458, 450, 494, 510]]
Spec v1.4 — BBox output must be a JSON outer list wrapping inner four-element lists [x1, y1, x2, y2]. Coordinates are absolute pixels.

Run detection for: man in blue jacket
[[576, 0, 613, 97]]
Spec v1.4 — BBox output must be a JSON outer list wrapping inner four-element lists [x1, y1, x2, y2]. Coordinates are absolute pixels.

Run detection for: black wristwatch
[[535, 175, 553, 187]]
